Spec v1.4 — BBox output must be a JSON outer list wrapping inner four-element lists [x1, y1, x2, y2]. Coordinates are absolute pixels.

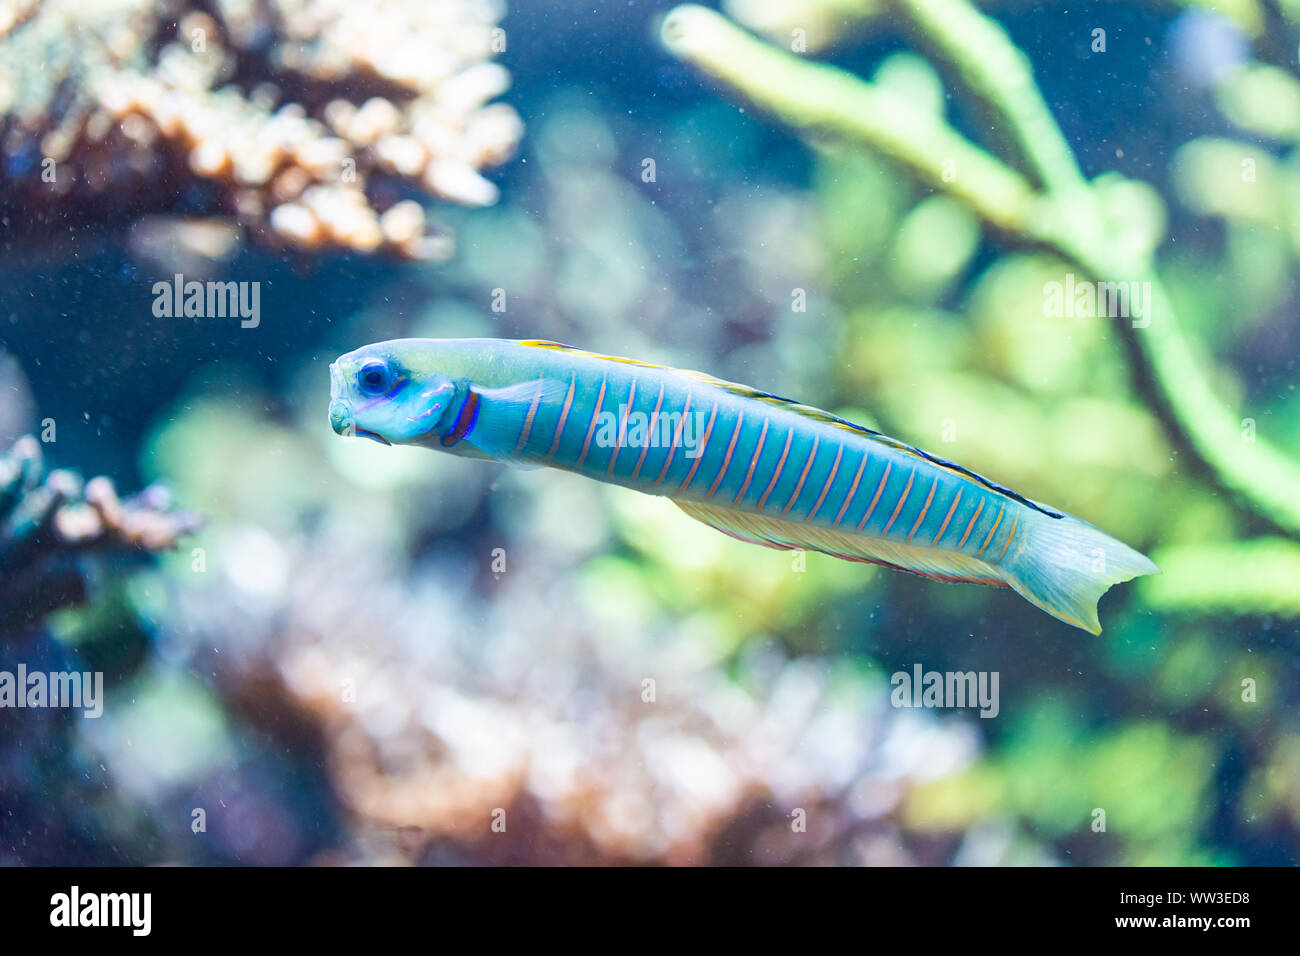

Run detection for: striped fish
[[328, 338, 1158, 633]]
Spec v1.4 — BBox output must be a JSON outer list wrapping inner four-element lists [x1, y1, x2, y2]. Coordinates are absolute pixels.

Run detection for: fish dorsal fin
[[674, 500, 1008, 587]]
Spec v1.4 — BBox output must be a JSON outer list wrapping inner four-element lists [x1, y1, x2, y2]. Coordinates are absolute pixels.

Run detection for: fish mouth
[[329, 397, 353, 436], [329, 400, 391, 446]]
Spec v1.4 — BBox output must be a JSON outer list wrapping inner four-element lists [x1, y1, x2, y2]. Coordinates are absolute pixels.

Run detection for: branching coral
[[0, 0, 522, 259], [0, 435, 200, 639], [173, 519, 982, 865]]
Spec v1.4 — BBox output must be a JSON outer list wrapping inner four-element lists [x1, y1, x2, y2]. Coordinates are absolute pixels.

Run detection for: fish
[[328, 338, 1159, 634]]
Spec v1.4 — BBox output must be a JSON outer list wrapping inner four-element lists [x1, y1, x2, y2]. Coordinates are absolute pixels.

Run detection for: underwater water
[[0, 0, 1297, 870]]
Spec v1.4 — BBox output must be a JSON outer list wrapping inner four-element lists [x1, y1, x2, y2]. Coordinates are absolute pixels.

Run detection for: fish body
[[329, 338, 1158, 633]]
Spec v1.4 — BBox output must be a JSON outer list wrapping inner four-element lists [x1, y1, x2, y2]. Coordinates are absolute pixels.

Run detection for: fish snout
[[329, 398, 354, 436], [329, 361, 355, 436]]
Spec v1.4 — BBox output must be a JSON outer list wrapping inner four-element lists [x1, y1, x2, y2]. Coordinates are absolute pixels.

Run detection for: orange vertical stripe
[[705, 412, 744, 500], [607, 378, 637, 475], [732, 419, 769, 505], [880, 468, 916, 536], [649, 392, 692, 487], [575, 377, 608, 468], [512, 377, 546, 453], [905, 477, 939, 542], [956, 498, 985, 549], [856, 461, 893, 530], [806, 443, 844, 522], [756, 427, 795, 511], [630, 382, 665, 480], [780, 436, 821, 516], [676, 402, 719, 494], [996, 513, 1019, 561], [545, 375, 577, 458], [832, 451, 869, 528], [975, 503, 1005, 556], [931, 488, 963, 546]]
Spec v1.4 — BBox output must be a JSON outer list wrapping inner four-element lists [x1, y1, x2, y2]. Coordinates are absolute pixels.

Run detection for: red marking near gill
[[440, 390, 481, 447]]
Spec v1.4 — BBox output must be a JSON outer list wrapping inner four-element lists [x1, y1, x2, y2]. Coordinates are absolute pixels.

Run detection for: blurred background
[[0, 0, 1297, 865]]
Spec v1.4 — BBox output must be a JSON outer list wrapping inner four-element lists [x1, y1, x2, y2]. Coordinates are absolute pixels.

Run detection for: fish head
[[329, 343, 457, 446]]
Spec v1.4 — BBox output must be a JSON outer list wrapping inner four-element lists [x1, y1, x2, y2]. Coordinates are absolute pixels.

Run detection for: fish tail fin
[[999, 511, 1159, 635]]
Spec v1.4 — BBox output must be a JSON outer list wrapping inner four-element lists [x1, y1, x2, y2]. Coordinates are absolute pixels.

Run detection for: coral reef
[[180, 529, 985, 865], [0, 434, 200, 640], [0, 0, 522, 258]]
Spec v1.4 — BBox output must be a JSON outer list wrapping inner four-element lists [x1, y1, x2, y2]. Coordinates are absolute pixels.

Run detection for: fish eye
[[358, 361, 390, 396]]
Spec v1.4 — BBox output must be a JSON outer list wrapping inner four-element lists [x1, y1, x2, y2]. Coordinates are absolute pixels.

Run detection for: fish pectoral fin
[[460, 378, 571, 461], [673, 500, 1007, 586]]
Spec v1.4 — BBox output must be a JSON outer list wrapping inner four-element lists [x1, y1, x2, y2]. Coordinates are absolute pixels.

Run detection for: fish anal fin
[[673, 500, 1006, 587]]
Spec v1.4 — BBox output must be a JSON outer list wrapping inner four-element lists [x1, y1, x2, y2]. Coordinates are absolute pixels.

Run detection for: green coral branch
[[1139, 539, 1300, 617], [890, 0, 1089, 202], [726, 0, 1267, 50], [662, 4, 1039, 233], [1079, 266, 1300, 538], [885, 0, 1300, 534], [661, 2, 1300, 537]]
